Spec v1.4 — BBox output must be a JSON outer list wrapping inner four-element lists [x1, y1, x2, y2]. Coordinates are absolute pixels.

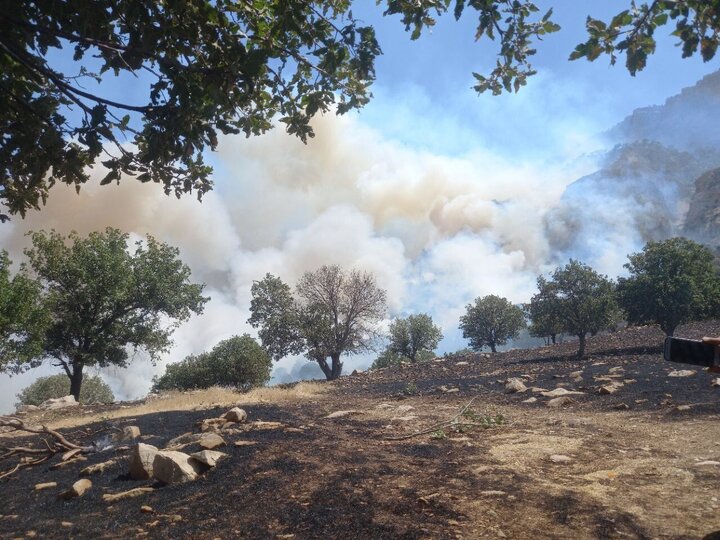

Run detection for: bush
[[152, 334, 272, 392], [16, 374, 114, 407], [370, 348, 435, 370], [459, 295, 526, 353]]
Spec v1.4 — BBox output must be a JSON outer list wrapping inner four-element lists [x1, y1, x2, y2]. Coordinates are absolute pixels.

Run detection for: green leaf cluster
[[15, 373, 114, 408], [151, 335, 272, 393], [459, 294, 525, 353], [617, 237, 720, 336], [387, 313, 443, 363]]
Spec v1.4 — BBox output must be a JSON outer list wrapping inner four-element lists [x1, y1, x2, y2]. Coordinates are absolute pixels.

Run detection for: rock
[[608, 367, 624, 374], [668, 369, 696, 377], [190, 450, 228, 468], [129, 443, 158, 480], [102, 487, 154, 503], [34, 482, 57, 491], [613, 403, 630, 410], [59, 479, 92, 499], [531, 387, 548, 393], [80, 458, 119, 476], [140, 505, 154, 514], [199, 433, 226, 450], [541, 388, 584, 398], [16, 404, 40, 414], [153, 451, 202, 484], [118, 426, 141, 441], [198, 417, 226, 432], [547, 396, 575, 408], [223, 407, 248, 423], [598, 383, 623, 395], [166, 433, 202, 449], [712, 378, 720, 388], [40, 395, 79, 410], [549, 454, 572, 464], [455, 361, 469, 366], [675, 405, 692, 412], [325, 410, 362, 419], [504, 378, 527, 394], [521, 397, 537, 404], [623, 379, 637, 384], [479, 490, 507, 496], [233, 440, 257, 447], [396, 405, 415, 413], [569, 371, 583, 379], [391, 416, 418, 422], [61, 522, 72, 528]]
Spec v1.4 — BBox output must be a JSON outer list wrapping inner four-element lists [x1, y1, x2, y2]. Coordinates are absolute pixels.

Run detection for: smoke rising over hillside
[[1, 72, 718, 411]]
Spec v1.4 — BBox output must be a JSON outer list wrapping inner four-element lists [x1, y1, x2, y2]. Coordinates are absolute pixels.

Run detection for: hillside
[[1, 321, 719, 539]]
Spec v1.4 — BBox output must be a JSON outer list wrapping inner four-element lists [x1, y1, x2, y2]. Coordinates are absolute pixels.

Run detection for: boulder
[[549, 454, 572, 464], [541, 388, 584, 398], [190, 450, 228, 468], [598, 383, 623, 395], [504, 378, 527, 394], [129, 443, 158, 480], [546, 396, 575, 408], [165, 432, 202, 449], [198, 418, 226, 432], [223, 407, 248, 423], [40, 395, 79, 410], [59, 479, 92, 499], [668, 369, 696, 377], [118, 426, 141, 441], [152, 451, 202, 484], [199, 433, 226, 450]]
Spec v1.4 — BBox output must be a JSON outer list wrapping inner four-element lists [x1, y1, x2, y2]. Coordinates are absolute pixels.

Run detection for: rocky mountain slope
[[547, 71, 720, 263]]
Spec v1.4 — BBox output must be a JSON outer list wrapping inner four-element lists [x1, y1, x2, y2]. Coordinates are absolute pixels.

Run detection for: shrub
[[16, 374, 114, 407], [152, 334, 272, 392]]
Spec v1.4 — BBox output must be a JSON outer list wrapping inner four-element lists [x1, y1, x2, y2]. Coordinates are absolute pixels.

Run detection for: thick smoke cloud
[[2, 85, 704, 412]]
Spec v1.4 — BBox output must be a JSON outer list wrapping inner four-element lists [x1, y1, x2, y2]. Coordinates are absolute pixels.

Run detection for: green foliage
[[570, 2, 720, 75], [249, 266, 387, 380], [0, 252, 49, 367], [459, 295, 526, 353], [524, 282, 564, 345], [371, 348, 435, 370], [387, 313, 443, 363], [403, 382, 419, 396], [16, 374, 114, 407], [151, 335, 271, 392], [8, 228, 208, 400], [617, 238, 720, 336], [530, 260, 620, 357], [6, 1, 713, 219]]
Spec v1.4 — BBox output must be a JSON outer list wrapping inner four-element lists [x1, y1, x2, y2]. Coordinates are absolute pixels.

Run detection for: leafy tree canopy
[[249, 265, 386, 380], [524, 278, 564, 345], [5, 227, 208, 400], [151, 334, 272, 392], [387, 313, 443, 363], [3, 1, 717, 220], [0, 251, 49, 363], [370, 347, 435, 370], [617, 237, 720, 336], [459, 294, 525, 353], [16, 373, 114, 408], [533, 260, 621, 357]]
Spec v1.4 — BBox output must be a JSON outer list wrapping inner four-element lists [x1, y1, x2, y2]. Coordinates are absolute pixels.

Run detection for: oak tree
[[459, 294, 525, 353], [387, 313, 443, 363]]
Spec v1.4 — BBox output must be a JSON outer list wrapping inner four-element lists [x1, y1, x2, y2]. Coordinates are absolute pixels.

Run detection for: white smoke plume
[[0, 101, 686, 412]]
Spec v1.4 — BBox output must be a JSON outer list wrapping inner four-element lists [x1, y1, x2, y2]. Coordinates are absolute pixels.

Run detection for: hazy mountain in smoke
[[545, 70, 720, 271], [607, 70, 720, 157], [683, 167, 720, 250]]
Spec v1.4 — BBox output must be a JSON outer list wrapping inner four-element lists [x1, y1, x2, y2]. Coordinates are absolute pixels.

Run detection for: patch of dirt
[[1, 321, 720, 539]]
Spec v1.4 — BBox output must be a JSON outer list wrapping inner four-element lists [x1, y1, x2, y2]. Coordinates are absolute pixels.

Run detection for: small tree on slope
[[459, 295, 525, 353]]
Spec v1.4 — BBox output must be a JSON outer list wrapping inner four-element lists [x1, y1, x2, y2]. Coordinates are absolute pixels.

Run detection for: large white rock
[[199, 433, 226, 450], [541, 388, 584, 398], [223, 408, 248, 423], [504, 378, 528, 394], [129, 443, 158, 480], [40, 395, 79, 410], [152, 451, 202, 484], [190, 450, 228, 468]]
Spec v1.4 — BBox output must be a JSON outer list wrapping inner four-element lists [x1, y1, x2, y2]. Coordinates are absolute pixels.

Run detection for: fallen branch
[[384, 397, 480, 441], [0, 417, 94, 479]]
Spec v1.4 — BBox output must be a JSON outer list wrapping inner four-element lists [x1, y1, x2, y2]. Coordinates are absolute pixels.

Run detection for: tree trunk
[[577, 334, 586, 358], [69, 364, 84, 402], [551, 334, 556, 345], [490, 343, 497, 353], [315, 357, 333, 380], [329, 353, 343, 380]]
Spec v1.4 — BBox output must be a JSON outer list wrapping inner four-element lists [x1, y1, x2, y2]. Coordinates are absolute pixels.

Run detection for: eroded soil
[[1, 322, 720, 539]]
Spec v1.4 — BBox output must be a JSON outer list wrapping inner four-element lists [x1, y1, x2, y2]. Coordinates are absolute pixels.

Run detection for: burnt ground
[[2, 321, 720, 539]]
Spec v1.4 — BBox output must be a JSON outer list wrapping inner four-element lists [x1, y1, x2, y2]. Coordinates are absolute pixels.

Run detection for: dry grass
[[40, 382, 327, 430]]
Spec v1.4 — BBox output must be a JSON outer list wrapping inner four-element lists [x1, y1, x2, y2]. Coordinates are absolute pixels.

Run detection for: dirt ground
[[1, 321, 720, 539]]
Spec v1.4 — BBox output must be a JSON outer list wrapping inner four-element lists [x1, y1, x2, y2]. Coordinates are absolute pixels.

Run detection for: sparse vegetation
[[459, 295, 526, 353], [16, 373, 114, 407], [618, 238, 720, 336], [151, 335, 271, 392], [248, 265, 387, 380]]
